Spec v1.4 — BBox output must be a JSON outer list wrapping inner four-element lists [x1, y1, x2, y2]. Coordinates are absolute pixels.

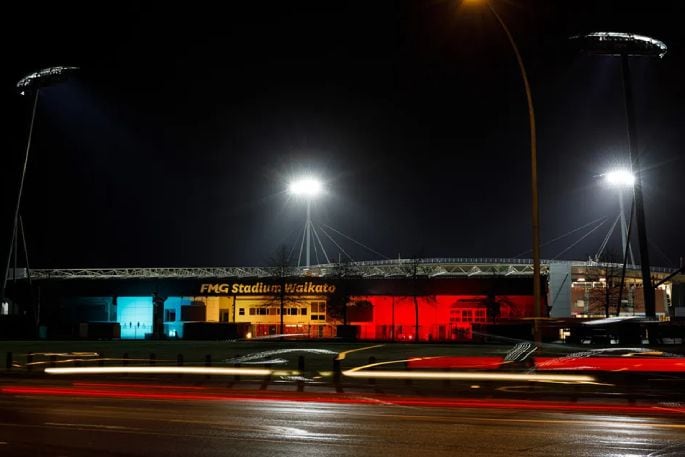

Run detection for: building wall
[[233, 295, 328, 337], [549, 263, 572, 318], [118, 297, 153, 339], [674, 282, 685, 319], [569, 280, 670, 318], [34, 276, 542, 340], [350, 294, 534, 341]]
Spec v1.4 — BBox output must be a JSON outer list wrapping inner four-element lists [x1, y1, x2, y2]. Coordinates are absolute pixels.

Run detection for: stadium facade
[[2, 258, 683, 341]]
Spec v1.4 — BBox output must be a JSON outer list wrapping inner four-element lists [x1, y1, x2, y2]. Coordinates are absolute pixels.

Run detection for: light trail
[[335, 344, 385, 361], [45, 366, 274, 376], [3, 384, 685, 417], [343, 364, 596, 383]]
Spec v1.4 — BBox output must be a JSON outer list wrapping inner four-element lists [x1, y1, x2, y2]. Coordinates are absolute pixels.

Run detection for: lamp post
[[572, 32, 667, 319], [467, 1, 542, 326], [288, 177, 323, 268], [1, 66, 78, 310], [605, 169, 636, 266]]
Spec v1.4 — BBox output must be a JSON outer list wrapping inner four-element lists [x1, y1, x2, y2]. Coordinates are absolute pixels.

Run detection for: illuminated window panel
[[117, 297, 153, 340]]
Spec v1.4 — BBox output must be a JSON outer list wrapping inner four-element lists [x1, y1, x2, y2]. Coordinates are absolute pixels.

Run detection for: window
[[239, 308, 245, 316], [164, 309, 176, 322], [311, 302, 326, 314], [461, 309, 473, 322], [269, 307, 279, 315], [475, 309, 486, 323], [300, 308, 307, 315], [249, 308, 256, 316], [449, 307, 461, 323]]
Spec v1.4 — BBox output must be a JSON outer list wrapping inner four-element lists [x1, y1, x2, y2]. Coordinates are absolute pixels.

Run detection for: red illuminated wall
[[349, 294, 535, 341]]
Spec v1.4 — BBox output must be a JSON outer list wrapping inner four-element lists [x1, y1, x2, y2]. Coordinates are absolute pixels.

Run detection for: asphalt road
[[2, 383, 685, 456]]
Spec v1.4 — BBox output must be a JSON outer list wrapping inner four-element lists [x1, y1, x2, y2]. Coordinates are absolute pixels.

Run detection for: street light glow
[[289, 178, 323, 198], [605, 169, 635, 187], [288, 176, 324, 269]]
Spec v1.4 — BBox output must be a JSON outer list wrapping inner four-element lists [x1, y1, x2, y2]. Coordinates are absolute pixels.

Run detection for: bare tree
[[484, 290, 501, 323], [401, 256, 435, 342], [588, 251, 624, 317], [265, 245, 299, 334], [326, 259, 358, 325]]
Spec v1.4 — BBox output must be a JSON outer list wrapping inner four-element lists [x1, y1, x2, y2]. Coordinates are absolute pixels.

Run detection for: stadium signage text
[[199, 282, 336, 295]]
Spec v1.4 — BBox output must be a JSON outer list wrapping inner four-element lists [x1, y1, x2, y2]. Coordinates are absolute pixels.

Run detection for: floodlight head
[[16, 66, 79, 93], [289, 178, 323, 198], [605, 169, 635, 188], [570, 32, 667, 58]]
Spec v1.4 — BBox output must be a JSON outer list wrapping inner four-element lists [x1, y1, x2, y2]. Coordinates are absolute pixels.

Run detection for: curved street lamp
[[1, 66, 79, 310], [464, 1, 542, 326]]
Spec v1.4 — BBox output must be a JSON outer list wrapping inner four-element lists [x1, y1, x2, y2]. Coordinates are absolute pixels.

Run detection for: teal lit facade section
[[117, 297, 153, 339], [163, 296, 192, 338]]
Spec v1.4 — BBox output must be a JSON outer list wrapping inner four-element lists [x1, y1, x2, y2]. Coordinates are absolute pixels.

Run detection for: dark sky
[[1, 0, 684, 269]]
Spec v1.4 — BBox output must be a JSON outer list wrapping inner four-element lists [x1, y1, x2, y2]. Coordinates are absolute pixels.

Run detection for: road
[[2, 381, 685, 456]]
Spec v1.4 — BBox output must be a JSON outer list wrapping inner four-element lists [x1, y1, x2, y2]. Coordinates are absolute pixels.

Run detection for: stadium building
[[2, 258, 683, 341]]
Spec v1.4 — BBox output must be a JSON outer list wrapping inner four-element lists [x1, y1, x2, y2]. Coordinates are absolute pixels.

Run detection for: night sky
[[1, 0, 684, 269]]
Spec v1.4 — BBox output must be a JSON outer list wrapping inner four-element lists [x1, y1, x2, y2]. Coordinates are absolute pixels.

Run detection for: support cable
[[648, 240, 675, 268], [552, 218, 608, 260], [2, 89, 39, 302], [282, 226, 301, 263], [310, 223, 330, 264], [19, 216, 31, 285], [617, 198, 636, 316], [319, 225, 354, 262], [311, 222, 321, 265], [595, 213, 621, 260], [513, 215, 608, 258], [321, 224, 390, 260], [296, 223, 306, 267]]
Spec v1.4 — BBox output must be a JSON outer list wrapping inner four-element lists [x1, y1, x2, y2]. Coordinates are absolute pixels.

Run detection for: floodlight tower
[[572, 32, 667, 318], [289, 177, 323, 268], [2, 66, 79, 307], [605, 169, 636, 266]]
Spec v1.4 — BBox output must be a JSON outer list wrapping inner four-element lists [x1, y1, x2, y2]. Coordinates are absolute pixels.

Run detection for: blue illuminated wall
[[117, 297, 153, 339], [163, 297, 192, 338]]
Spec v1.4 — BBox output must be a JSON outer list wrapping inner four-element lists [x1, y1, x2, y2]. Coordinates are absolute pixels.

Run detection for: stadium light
[[605, 169, 635, 188], [572, 32, 667, 319], [16, 66, 79, 95], [2, 66, 78, 317], [288, 177, 324, 268], [604, 169, 636, 266], [570, 32, 667, 58], [288, 178, 323, 198]]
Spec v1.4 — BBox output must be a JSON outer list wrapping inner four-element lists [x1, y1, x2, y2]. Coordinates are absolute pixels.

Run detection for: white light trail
[[45, 366, 273, 376], [335, 344, 385, 361], [342, 368, 596, 384]]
